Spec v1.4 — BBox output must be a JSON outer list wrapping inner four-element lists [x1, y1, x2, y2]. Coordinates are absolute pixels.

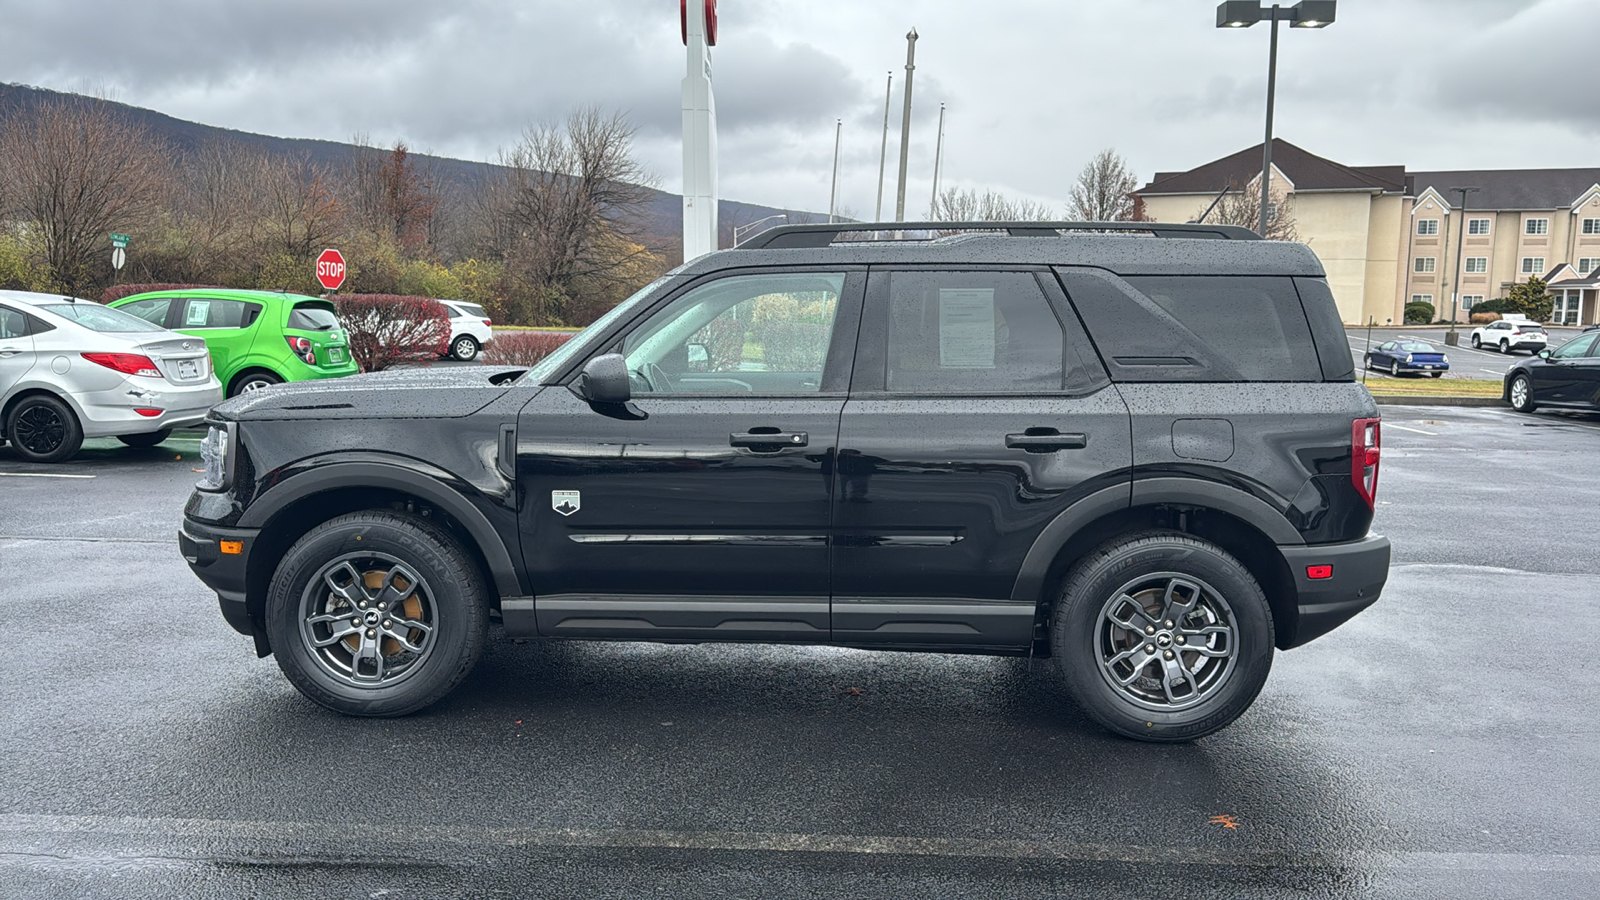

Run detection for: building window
[[1410, 294, 1433, 305], [1416, 219, 1439, 235], [1413, 257, 1436, 274], [1580, 258, 1599, 275], [1584, 218, 1600, 235], [1464, 257, 1487, 274], [1521, 257, 1545, 274], [1525, 218, 1549, 236], [1462, 295, 1483, 308], [1468, 218, 1491, 235]]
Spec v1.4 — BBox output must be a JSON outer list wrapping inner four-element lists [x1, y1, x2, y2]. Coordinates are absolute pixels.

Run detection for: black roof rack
[[734, 220, 1262, 250]]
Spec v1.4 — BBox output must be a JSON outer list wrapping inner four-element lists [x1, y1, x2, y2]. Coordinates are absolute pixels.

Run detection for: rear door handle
[[1005, 430, 1087, 452], [731, 430, 808, 450]]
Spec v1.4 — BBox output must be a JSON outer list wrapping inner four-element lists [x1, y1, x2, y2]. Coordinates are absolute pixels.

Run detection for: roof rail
[[734, 220, 1262, 249]]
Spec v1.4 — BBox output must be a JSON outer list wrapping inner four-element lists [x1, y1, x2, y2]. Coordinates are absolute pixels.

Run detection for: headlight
[[197, 423, 235, 492]]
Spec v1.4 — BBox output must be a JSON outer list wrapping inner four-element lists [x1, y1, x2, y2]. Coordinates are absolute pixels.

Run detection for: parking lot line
[[0, 472, 95, 479], [1384, 423, 1437, 435]]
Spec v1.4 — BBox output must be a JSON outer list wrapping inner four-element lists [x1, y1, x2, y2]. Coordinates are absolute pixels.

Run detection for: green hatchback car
[[110, 289, 358, 396]]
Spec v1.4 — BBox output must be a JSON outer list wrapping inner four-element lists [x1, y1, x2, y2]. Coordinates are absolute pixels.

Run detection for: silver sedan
[[0, 290, 224, 462]]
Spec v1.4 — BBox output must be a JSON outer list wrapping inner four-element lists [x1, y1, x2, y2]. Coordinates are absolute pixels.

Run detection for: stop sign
[[315, 249, 347, 291]]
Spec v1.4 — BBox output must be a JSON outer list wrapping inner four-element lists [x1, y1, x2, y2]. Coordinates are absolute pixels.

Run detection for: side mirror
[[686, 342, 710, 372], [574, 353, 631, 404], [1538, 349, 1552, 360]]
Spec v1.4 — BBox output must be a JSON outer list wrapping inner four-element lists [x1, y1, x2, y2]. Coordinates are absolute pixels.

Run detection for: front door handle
[[731, 429, 808, 450], [1005, 430, 1087, 452]]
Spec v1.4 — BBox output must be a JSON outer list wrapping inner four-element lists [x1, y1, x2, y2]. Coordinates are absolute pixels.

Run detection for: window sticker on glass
[[938, 288, 995, 368], [185, 300, 212, 326]]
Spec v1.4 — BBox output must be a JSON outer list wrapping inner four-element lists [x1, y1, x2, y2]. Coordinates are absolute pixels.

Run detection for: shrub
[[332, 294, 451, 372], [1470, 312, 1501, 324], [101, 283, 218, 304], [1471, 298, 1510, 315], [1403, 301, 1435, 325], [481, 330, 574, 367]]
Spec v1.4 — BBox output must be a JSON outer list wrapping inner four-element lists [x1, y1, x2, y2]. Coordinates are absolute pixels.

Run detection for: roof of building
[[1137, 139, 1406, 196], [1407, 170, 1600, 212]]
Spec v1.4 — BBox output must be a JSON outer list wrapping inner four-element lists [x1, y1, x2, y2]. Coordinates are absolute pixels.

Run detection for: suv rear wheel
[[265, 511, 488, 716], [449, 335, 480, 362], [1052, 532, 1274, 742]]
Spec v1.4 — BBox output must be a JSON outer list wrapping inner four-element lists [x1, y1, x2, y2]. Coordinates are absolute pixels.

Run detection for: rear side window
[[180, 298, 262, 329], [1055, 269, 1322, 382], [880, 271, 1092, 393], [453, 303, 488, 319], [0, 305, 27, 338], [288, 302, 340, 331]]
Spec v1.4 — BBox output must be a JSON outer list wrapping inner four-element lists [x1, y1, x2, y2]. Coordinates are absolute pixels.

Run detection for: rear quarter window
[[1055, 270, 1324, 382]]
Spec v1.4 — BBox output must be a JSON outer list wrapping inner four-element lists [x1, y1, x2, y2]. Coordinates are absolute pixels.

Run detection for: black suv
[[180, 222, 1390, 742]]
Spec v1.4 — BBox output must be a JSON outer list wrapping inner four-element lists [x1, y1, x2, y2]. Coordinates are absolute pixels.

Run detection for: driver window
[[1552, 334, 1597, 359], [622, 272, 843, 395]]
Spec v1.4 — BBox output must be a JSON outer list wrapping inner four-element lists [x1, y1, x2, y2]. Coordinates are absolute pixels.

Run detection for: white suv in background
[[1470, 318, 1547, 354], [437, 300, 494, 361]]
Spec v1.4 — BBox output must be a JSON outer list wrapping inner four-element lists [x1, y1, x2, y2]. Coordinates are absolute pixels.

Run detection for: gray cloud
[[0, 0, 1593, 214]]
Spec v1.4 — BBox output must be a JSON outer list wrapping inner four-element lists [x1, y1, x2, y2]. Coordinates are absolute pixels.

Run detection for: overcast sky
[[2, 0, 1596, 217]]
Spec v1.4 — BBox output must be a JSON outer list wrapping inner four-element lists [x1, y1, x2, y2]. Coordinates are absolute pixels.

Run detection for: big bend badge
[[551, 490, 581, 517]]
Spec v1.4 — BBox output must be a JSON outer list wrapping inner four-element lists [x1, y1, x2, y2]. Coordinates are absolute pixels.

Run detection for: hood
[[215, 366, 531, 421]]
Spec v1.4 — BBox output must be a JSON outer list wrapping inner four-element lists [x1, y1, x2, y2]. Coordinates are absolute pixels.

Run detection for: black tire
[[1389, 362, 1400, 377], [1430, 372, 1443, 378], [1471, 335, 1481, 349], [1499, 340, 1510, 354], [1051, 531, 1274, 742], [1509, 373, 1537, 413], [230, 370, 282, 397], [4, 394, 84, 463], [265, 511, 489, 716], [117, 429, 172, 448], [449, 335, 480, 362]]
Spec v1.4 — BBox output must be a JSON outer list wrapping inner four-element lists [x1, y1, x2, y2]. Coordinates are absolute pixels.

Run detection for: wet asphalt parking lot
[[1346, 325, 1580, 383], [2, 404, 1599, 899]]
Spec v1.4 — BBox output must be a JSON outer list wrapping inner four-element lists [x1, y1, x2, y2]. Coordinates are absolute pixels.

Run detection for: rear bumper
[[1397, 362, 1448, 372], [1278, 533, 1391, 649], [76, 382, 224, 437], [179, 517, 260, 638]]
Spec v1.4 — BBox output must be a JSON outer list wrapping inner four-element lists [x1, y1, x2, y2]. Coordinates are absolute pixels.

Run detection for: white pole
[[681, 1, 719, 260], [828, 119, 842, 223], [929, 102, 945, 217], [875, 72, 891, 222], [894, 28, 918, 221]]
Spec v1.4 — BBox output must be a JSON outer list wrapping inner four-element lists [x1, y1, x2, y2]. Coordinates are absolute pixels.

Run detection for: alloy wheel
[[298, 553, 438, 688], [1095, 572, 1239, 711], [1511, 377, 1530, 410], [12, 405, 65, 455]]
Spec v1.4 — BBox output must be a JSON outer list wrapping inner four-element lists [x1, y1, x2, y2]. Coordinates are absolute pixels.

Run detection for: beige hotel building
[[1135, 140, 1600, 326]]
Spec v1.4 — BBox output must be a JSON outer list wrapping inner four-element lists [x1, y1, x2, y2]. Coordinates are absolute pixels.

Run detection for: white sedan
[[0, 290, 223, 462]]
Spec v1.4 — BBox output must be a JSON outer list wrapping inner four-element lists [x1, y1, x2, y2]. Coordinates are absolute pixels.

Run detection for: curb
[[1372, 395, 1507, 407]]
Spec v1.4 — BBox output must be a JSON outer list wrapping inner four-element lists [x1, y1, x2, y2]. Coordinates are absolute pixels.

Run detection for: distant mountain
[[0, 83, 817, 252]]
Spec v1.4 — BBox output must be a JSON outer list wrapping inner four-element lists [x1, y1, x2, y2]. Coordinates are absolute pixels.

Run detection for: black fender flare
[[1009, 476, 1302, 602], [238, 460, 524, 599]]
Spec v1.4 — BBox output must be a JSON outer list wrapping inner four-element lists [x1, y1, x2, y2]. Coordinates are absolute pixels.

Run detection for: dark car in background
[[1505, 329, 1600, 412], [1365, 339, 1448, 377]]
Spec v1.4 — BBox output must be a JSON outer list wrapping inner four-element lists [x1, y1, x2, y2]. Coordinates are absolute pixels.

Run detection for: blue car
[[1365, 340, 1449, 377]]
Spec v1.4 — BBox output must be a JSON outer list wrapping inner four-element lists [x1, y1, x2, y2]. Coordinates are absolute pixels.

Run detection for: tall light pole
[[929, 102, 946, 216], [894, 28, 918, 221], [828, 119, 843, 224], [1217, 1, 1335, 237], [875, 72, 892, 221], [1445, 186, 1480, 345], [681, 0, 720, 260]]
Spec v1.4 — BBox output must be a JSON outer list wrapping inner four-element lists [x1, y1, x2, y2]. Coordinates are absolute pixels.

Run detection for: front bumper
[[179, 517, 260, 639], [1278, 532, 1391, 649]]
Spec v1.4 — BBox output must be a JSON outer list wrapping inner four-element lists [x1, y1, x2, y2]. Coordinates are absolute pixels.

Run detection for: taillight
[[482, 318, 493, 327], [286, 336, 316, 365], [82, 352, 161, 378], [1351, 417, 1381, 509]]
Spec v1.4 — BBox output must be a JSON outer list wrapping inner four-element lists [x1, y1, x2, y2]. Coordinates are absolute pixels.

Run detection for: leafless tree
[[1068, 149, 1139, 222], [0, 99, 170, 295], [928, 187, 1054, 222], [348, 137, 439, 256], [254, 152, 346, 260], [470, 106, 659, 323], [1195, 179, 1298, 241]]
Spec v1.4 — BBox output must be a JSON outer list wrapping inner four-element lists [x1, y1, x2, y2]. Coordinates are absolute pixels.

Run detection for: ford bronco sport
[[180, 221, 1390, 741]]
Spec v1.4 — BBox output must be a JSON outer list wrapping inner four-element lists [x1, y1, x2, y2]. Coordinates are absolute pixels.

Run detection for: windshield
[[527, 276, 675, 383], [38, 302, 166, 333], [288, 302, 340, 331]]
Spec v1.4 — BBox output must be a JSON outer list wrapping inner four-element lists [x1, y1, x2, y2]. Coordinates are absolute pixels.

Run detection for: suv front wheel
[[1052, 532, 1274, 742], [265, 511, 488, 716]]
